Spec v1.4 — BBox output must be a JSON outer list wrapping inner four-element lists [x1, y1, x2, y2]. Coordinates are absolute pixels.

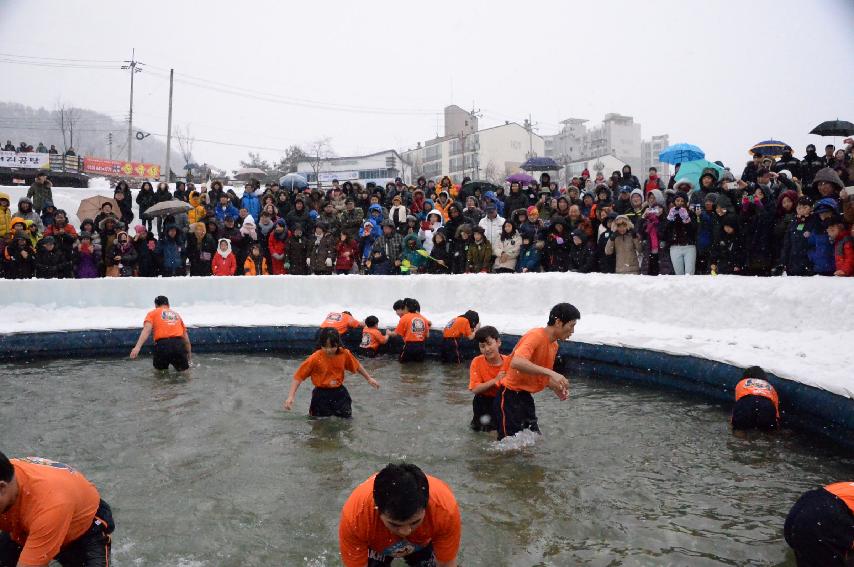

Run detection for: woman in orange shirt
[[283, 328, 379, 418], [387, 298, 431, 363], [440, 310, 479, 364], [785, 481, 854, 566]]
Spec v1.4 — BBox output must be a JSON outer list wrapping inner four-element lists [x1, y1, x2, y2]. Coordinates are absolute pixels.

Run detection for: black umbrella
[[463, 180, 502, 194], [810, 120, 854, 137], [520, 157, 561, 171]]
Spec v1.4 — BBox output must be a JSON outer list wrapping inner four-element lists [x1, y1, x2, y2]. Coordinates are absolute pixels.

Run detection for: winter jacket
[[286, 235, 310, 275], [335, 239, 360, 272], [214, 203, 240, 222], [451, 231, 472, 274], [241, 189, 261, 221], [339, 208, 364, 240], [371, 232, 403, 263], [801, 150, 825, 187], [466, 238, 493, 273], [3, 240, 35, 279], [605, 219, 642, 274], [72, 242, 100, 279], [478, 215, 505, 249], [516, 242, 542, 273], [15, 197, 44, 233], [833, 234, 854, 276], [366, 250, 393, 275], [43, 223, 78, 261], [493, 232, 521, 271], [779, 215, 813, 276], [546, 222, 573, 272], [310, 233, 337, 275], [426, 237, 452, 274], [187, 192, 207, 225], [400, 234, 426, 274], [136, 187, 157, 217], [389, 204, 409, 229], [807, 220, 836, 275], [187, 233, 217, 276], [0, 193, 11, 240], [568, 231, 595, 273], [154, 187, 173, 204], [212, 239, 237, 276], [106, 237, 138, 277], [418, 209, 445, 254], [267, 229, 287, 275], [133, 235, 159, 277], [740, 197, 776, 272], [155, 226, 186, 273], [35, 246, 70, 279], [26, 181, 52, 212], [504, 189, 530, 220], [243, 254, 269, 276], [664, 207, 697, 246], [710, 226, 746, 274]]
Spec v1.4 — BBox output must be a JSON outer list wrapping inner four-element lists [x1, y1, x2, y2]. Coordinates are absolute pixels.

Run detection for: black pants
[[731, 395, 778, 431], [439, 338, 462, 364], [153, 337, 190, 371], [367, 542, 436, 566], [785, 488, 854, 567], [0, 499, 113, 567], [471, 394, 497, 431], [309, 386, 352, 418], [400, 342, 425, 363], [493, 387, 540, 440]]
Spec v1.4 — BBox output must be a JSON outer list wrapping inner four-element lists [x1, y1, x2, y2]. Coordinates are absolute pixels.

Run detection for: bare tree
[[484, 160, 505, 185], [54, 103, 82, 155], [175, 125, 196, 170], [307, 137, 334, 187]]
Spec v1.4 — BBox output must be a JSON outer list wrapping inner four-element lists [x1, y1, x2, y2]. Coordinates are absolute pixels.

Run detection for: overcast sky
[[1, 0, 853, 173]]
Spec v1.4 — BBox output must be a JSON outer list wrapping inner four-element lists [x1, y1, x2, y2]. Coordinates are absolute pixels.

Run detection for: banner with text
[[83, 157, 161, 178], [0, 151, 50, 169]]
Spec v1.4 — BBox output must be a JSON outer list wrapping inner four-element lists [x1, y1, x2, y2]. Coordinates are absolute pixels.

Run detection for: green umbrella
[[673, 159, 724, 189]]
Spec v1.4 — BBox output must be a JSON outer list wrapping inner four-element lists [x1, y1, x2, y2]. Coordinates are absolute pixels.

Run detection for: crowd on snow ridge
[[2, 139, 67, 155], [0, 141, 853, 280]]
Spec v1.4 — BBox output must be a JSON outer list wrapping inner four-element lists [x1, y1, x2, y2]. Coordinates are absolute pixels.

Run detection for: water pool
[[2, 354, 851, 566]]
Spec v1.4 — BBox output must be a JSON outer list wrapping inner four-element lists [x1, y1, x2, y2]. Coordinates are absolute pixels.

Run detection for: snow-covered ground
[[0, 272, 851, 400]]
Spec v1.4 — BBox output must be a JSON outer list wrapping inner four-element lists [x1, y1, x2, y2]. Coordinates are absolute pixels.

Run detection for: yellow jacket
[[0, 192, 11, 239]]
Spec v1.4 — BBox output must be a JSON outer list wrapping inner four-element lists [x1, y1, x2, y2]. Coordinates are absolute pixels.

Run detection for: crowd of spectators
[[1, 141, 852, 279], [2, 140, 62, 154]]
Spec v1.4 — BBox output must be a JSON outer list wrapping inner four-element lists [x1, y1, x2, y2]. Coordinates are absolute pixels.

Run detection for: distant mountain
[[0, 101, 183, 170]]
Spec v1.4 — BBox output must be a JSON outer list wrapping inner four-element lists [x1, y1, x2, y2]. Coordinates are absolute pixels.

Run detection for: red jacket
[[833, 234, 854, 276], [335, 240, 359, 271], [212, 252, 236, 276]]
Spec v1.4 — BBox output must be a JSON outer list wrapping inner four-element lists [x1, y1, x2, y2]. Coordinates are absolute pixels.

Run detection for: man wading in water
[[130, 295, 192, 371]]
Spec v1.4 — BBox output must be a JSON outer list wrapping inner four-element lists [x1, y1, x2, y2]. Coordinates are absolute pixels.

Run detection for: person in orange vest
[[440, 310, 479, 364], [283, 328, 379, 418], [494, 302, 578, 440], [339, 463, 461, 567], [129, 296, 192, 371], [359, 316, 389, 358], [0, 451, 115, 567], [785, 481, 854, 566], [468, 326, 507, 432], [320, 311, 364, 336], [387, 298, 431, 363], [731, 366, 780, 431]]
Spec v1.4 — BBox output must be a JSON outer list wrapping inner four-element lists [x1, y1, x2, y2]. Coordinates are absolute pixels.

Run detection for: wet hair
[[365, 315, 379, 328], [316, 327, 342, 351], [0, 451, 12, 483], [154, 295, 169, 307], [392, 299, 405, 312], [462, 310, 479, 328], [743, 365, 767, 380], [547, 302, 581, 326], [373, 463, 429, 522], [474, 325, 499, 344], [404, 298, 420, 313]]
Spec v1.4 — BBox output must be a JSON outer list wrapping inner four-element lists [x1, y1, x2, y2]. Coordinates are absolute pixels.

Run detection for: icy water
[[2, 355, 852, 567]]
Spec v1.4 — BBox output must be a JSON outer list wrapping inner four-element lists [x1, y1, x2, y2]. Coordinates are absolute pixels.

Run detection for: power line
[[0, 52, 124, 64]]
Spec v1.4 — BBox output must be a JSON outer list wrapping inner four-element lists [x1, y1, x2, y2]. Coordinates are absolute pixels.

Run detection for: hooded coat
[[136, 184, 157, 217], [26, 180, 52, 212], [426, 231, 452, 274], [4, 235, 35, 279], [466, 233, 493, 273], [15, 197, 44, 233], [186, 224, 217, 276], [418, 209, 445, 254], [156, 225, 186, 274], [493, 228, 521, 271], [568, 229, 595, 273], [35, 241, 70, 279], [286, 230, 311, 275], [605, 216, 642, 274], [546, 220, 573, 272], [0, 192, 11, 240], [400, 234, 426, 274], [309, 230, 337, 275], [241, 187, 261, 221], [72, 236, 100, 279], [710, 218, 746, 274], [268, 224, 288, 275], [451, 225, 472, 274], [212, 238, 237, 276], [779, 214, 814, 276]]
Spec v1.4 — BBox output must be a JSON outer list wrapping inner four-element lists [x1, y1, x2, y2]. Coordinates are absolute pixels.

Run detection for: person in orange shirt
[[243, 243, 269, 276], [468, 326, 506, 432], [440, 310, 479, 364], [731, 366, 780, 431], [494, 302, 579, 440], [129, 296, 192, 371], [0, 452, 115, 567], [785, 481, 854, 566], [360, 316, 389, 358], [284, 328, 379, 418], [387, 298, 431, 363], [320, 311, 364, 336], [339, 463, 461, 567]]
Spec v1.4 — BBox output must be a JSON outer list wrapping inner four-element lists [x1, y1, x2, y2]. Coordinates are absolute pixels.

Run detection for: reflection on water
[[1, 355, 851, 566]]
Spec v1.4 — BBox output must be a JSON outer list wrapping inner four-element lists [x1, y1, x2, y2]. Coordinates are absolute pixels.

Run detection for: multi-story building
[[296, 149, 409, 187], [641, 134, 670, 178]]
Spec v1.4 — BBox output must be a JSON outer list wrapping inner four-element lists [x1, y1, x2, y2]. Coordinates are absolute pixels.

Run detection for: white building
[[402, 105, 544, 184], [566, 155, 628, 181], [296, 149, 409, 188], [641, 134, 671, 179]]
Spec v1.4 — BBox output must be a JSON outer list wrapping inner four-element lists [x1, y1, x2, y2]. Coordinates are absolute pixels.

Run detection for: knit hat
[[527, 206, 539, 219], [133, 225, 147, 235]]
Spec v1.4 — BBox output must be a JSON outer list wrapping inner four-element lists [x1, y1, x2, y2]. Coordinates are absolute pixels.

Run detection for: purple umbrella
[[506, 172, 535, 186]]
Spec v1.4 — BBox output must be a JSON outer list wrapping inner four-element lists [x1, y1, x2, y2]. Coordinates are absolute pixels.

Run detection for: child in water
[[359, 315, 388, 358], [468, 326, 507, 432], [284, 328, 379, 418]]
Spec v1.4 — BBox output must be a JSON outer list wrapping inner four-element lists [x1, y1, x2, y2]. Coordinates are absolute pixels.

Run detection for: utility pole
[[122, 48, 144, 162], [164, 68, 174, 182], [107, 133, 113, 159]]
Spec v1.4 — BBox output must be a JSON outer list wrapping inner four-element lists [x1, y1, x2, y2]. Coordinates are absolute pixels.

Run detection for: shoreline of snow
[[0, 272, 851, 400]]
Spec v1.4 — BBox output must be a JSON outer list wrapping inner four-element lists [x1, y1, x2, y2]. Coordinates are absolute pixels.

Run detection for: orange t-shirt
[[500, 328, 558, 394], [735, 378, 780, 418], [443, 316, 472, 339], [360, 327, 388, 351], [469, 354, 507, 398], [144, 306, 186, 341], [825, 482, 854, 514], [0, 458, 100, 565], [339, 474, 461, 567], [395, 313, 430, 343], [320, 312, 363, 335], [294, 348, 359, 388]]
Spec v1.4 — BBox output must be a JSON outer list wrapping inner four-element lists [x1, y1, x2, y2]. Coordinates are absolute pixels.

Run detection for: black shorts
[[471, 394, 497, 432], [731, 395, 778, 431], [361, 348, 379, 358], [493, 387, 540, 440], [0, 499, 113, 567], [399, 342, 426, 363], [784, 487, 854, 567], [367, 542, 435, 566], [440, 338, 462, 364], [153, 337, 189, 371], [309, 386, 352, 418]]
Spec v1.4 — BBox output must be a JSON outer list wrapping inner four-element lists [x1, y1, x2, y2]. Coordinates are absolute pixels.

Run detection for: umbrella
[[235, 167, 268, 180], [506, 172, 535, 186], [659, 143, 705, 165], [279, 173, 308, 190], [749, 140, 788, 158], [810, 119, 854, 137], [672, 159, 725, 190], [77, 195, 118, 223], [143, 199, 193, 219], [462, 180, 502, 194], [520, 157, 561, 171]]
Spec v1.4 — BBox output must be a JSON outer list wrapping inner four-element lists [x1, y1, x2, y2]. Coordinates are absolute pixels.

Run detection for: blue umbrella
[[673, 159, 724, 189], [749, 139, 788, 158], [659, 143, 705, 165], [279, 173, 308, 190], [520, 157, 561, 171]]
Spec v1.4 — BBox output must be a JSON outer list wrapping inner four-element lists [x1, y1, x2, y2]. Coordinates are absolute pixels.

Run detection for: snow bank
[[0, 272, 851, 399]]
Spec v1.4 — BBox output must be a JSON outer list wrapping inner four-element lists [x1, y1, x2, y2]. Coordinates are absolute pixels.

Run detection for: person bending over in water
[[440, 310, 479, 364], [339, 463, 461, 567], [284, 327, 379, 418], [731, 365, 780, 431], [130, 295, 192, 371], [785, 481, 854, 567]]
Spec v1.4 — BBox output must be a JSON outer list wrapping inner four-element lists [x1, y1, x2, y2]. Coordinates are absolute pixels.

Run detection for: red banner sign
[[83, 157, 161, 179]]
